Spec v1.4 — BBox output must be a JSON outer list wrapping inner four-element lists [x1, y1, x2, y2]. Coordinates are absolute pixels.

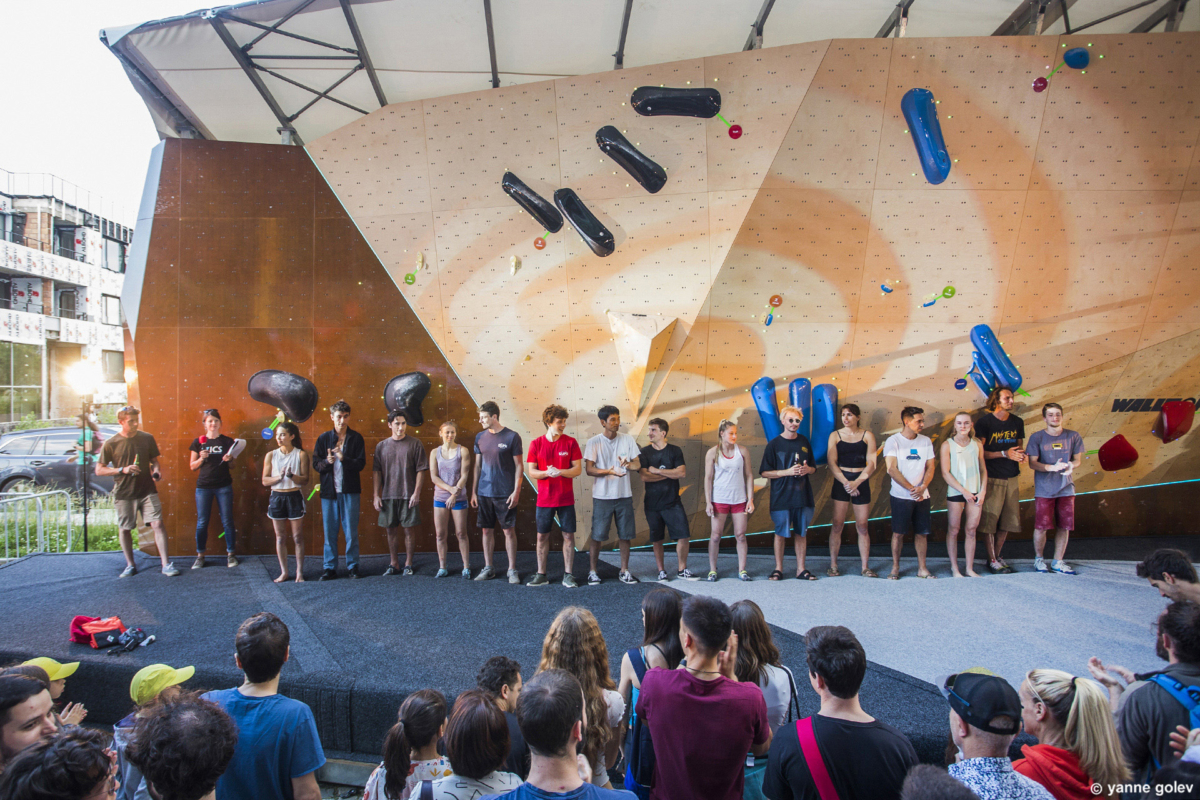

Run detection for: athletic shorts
[[890, 497, 931, 537], [378, 498, 420, 529], [980, 477, 1021, 534], [536, 505, 577, 535], [1035, 496, 1075, 531], [115, 494, 162, 531], [771, 506, 814, 539], [434, 498, 468, 511], [712, 501, 747, 515], [591, 497, 635, 542], [646, 503, 689, 542], [267, 491, 306, 521], [477, 496, 517, 530], [830, 470, 870, 505]]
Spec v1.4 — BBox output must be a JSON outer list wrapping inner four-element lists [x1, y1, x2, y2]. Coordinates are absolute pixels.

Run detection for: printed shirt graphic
[[974, 413, 1025, 480], [527, 434, 582, 507], [475, 428, 523, 497]]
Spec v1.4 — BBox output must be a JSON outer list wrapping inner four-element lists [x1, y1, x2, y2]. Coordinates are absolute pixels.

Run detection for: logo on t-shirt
[[1052, 443, 1063, 450], [907, 448, 921, 460], [498, 444, 508, 450], [801, 447, 809, 453], [558, 450, 569, 457]]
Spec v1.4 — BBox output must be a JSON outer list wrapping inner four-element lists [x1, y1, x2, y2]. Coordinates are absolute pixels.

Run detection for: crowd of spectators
[[2, 547, 1200, 800]]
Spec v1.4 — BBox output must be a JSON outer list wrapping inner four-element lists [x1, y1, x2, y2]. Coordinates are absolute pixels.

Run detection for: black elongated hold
[[630, 86, 721, 118], [596, 126, 667, 194], [501, 172, 563, 233], [554, 189, 615, 258], [383, 372, 432, 427], [248, 370, 319, 423]]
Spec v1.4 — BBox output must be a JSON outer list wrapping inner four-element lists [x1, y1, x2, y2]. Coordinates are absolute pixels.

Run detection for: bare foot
[[966, 570, 981, 578], [274, 574, 290, 583], [951, 571, 964, 578], [888, 569, 901, 580], [917, 570, 936, 579], [295, 575, 305, 583]]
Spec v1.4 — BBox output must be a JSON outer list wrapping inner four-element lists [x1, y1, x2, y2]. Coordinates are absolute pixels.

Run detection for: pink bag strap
[[796, 717, 840, 800]]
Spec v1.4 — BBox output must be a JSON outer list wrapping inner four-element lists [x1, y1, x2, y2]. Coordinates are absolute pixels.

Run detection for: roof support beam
[[244, 0, 319, 49], [339, 0, 387, 108], [876, 0, 916, 37], [1132, 0, 1190, 31], [482, 0, 500, 89], [253, 64, 370, 117], [993, 0, 1079, 34], [614, 0, 634, 69], [207, 14, 303, 145], [743, 0, 777, 50], [222, 12, 358, 54], [100, 31, 209, 139], [1069, 0, 1158, 32]]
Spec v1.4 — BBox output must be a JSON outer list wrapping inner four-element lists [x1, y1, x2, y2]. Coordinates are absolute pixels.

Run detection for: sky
[[1, 1, 205, 226]]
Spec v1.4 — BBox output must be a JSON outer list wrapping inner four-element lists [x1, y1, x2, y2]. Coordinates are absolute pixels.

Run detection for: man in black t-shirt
[[476, 656, 529, 780], [763, 626, 918, 800], [973, 388, 1026, 574], [639, 418, 692, 581], [760, 406, 818, 581]]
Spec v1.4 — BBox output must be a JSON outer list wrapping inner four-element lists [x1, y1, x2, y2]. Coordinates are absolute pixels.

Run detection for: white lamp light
[[67, 361, 103, 398]]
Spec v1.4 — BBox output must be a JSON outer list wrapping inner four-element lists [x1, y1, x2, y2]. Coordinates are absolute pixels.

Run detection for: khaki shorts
[[115, 494, 162, 531], [378, 498, 421, 529], [979, 477, 1021, 534]]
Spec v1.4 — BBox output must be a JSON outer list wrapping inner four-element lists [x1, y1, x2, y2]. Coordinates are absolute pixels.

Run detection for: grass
[[0, 484, 121, 557]]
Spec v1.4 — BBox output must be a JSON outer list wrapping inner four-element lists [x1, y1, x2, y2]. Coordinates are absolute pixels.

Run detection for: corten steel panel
[[132, 327, 179, 440], [180, 141, 315, 221], [135, 218, 179, 329], [313, 219, 417, 329], [155, 142, 182, 219]]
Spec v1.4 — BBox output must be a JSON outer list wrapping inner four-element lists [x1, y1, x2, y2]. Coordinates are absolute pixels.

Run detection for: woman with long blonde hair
[[538, 606, 624, 788], [1014, 669, 1130, 799]]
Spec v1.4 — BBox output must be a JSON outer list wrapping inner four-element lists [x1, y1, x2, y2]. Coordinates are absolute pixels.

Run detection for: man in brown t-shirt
[[373, 410, 428, 576], [97, 407, 177, 577]]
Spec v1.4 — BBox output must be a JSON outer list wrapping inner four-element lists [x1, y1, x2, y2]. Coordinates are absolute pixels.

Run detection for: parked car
[[0, 425, 120, 494]]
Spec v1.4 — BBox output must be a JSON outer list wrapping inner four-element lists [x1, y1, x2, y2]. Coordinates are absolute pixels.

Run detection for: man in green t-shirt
[[97, 407, 177, 578]]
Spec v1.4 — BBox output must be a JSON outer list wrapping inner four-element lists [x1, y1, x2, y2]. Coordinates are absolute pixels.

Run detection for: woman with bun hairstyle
[[189, 409, 245, 570], [1014, 669, 1129, 799], [364, 689, 452, 800], [262, 421, 309, 583]]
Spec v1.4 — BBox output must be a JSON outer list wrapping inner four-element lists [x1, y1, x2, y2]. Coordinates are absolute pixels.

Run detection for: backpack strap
[[419, 779, 434, 800], [1148, 674, 1200, 712], [628, 647, 648, 682], [783, 665, 801, 723], [796, 717, 840, 800]]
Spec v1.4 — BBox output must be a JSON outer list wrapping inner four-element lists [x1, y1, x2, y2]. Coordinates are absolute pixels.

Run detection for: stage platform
[[0, 540, 1186, 764]]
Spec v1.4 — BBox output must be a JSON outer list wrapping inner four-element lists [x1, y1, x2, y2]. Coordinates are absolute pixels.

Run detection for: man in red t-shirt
[[525, 404, 583, 588], [637, 595, 771, 800]]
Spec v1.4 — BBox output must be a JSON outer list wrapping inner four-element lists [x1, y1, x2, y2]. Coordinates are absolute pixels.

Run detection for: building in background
[[0, 169, 128, 422]]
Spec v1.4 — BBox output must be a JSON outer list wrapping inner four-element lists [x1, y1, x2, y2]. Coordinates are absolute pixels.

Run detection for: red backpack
[[69, 615, 127, 649]]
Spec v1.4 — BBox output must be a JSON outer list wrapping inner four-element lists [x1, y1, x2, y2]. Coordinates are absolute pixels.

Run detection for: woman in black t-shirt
[[188, 409, 244, 569]]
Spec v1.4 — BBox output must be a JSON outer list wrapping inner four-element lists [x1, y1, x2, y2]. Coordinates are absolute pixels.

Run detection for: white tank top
[[270, 447, 303, 491], [946, 438, 981, 497], [712, 446, 747, 504]]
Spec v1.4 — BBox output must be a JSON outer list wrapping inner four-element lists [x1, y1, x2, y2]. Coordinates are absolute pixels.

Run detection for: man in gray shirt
[[1025, 403, 1084, 575], [472, 401, 524, 584], [374, 410, 428, 576]]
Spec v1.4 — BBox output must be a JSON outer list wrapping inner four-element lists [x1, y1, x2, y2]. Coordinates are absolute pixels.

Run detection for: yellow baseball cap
[[130, 664, 195, 705], [23, 658, 79, 681]]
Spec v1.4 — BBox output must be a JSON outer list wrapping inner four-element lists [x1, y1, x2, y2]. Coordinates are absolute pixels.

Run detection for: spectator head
[[731, 600, 782, 685], [476, 656, 522, 712], [542, 404, 569, 429], [479, 401, 501, 422], [900, 764, 981, 800], [680, 595, 733, 661], [804, 625, 867, 700], [0, 666, 50, 687], [1136, 549, 1199, 600], [130, 663, 195, 707], [840, 404, 862, 427], [234, 612, 290, 684], [276, 421, 303, 451], [118, 405, 140, 423], [648, 418, 669, 437], [445, 689, 510, 781], [943, 671, 1022, 757], [382, 690, 447, 800], [985, 387, 1014, 413], [516, 669, 585, 760], [1158, 601, 1200, 664], [330, 400, 351, 417], [19, 659, 75, 701], [538, 607, 614, 771], [641, 588, 684, 669], [1020, 670, 1129, 790], [597, 405, 620, 426], [0, 675, 55, 766], [0, 727, 113, 800], [387, 409, 408, 426], [126, 691, 237, 800]]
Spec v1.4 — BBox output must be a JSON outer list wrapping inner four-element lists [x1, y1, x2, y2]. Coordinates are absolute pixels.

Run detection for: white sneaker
[[1034, 557, 1049, 573], [619, 570, 640, 584], [161, 562, 180, 577], [1051, 560, 1077, 575]]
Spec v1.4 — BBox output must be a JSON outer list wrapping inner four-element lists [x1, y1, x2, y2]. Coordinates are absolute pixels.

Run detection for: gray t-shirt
[[474, 427, 523, 498], [1026, 429, 1084, 498], [372, 436, 428, 500]]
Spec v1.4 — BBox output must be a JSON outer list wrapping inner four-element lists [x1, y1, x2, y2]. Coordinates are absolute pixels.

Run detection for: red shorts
[[1035, 496, 1075, 531], [712, 502, 747, 515]]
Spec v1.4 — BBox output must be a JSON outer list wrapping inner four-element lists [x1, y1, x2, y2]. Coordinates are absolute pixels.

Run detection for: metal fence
[[0, 491, 74, 559]]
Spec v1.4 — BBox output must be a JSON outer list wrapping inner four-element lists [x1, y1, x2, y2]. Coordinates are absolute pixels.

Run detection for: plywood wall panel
[[708, 190, 758, 276], [1144, 192, 1200, 327], [353, 212, 445, 342]]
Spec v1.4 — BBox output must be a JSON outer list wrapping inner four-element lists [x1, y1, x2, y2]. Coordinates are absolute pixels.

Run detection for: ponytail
[[381, 689, 447, 800], [1026, 670, 1130, 794]]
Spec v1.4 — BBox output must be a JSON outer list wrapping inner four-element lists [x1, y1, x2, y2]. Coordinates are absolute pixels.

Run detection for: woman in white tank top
[[704, 420, 755, 582], [939, 412, 987, 578], [262, 421, 310, 583]]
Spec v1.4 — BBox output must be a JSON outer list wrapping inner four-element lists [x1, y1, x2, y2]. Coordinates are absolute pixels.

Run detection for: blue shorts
[[434, 498, 468, 511], [536, 505, 577, 535], [771, 506, 814, 539]]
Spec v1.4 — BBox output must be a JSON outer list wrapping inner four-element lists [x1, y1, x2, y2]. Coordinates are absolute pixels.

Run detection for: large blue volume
[[811, 384, 839, 466], [787, 379, 812, 443], [970, 324, 1022, 392], [752, 377, 784, 441], [967, 350, 997, 396], [900, 88, 951, 185]]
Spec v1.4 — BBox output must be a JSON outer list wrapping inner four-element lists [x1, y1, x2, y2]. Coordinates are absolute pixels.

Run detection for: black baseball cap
[[941, 670, 1022, 735]]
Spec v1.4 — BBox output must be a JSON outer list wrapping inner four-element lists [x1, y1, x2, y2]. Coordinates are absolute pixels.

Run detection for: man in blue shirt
[[484, 669, 635, 800], [203, 613, 325, 800]]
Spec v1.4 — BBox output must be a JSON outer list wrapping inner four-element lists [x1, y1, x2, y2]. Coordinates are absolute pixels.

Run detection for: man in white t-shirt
[[584, 405, 641, 587], [883, 406, 937, 580]]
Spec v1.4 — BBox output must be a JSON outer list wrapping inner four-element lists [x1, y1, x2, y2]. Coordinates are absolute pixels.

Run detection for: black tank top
[[836, 437, 868, 470]]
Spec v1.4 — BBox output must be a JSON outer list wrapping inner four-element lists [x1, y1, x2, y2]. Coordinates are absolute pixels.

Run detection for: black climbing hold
[[247, 370, 319, 423], [383, 372, 432, 427], [596, 126, 667, 194], [554, 189, 615, 258], [501, 172, 563, 233], [630, 86, 721, 119]]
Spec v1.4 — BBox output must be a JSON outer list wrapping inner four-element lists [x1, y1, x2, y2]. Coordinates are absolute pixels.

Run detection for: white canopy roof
[[102, 0, 1200, 145]]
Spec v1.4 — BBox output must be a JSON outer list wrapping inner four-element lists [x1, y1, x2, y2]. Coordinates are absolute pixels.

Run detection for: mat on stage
[[0, 551, 954, 762]]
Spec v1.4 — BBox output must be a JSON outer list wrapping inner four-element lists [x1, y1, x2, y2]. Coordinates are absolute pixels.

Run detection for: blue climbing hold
[[810, 384, 838, 466], [970, 324, 1023, 393], [261, 428, 275, 440], [1063, 47, 1090, 70], [955, 378, 968, 391], [900, 88, 951, 185], [788, 379, 813, 443], [751, 377, 784, 441]]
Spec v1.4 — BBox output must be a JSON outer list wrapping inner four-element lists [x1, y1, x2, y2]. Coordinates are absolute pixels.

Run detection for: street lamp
[[66, 361, 102, 552]]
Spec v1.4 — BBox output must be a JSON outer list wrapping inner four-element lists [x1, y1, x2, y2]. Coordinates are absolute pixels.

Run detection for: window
[[0, 435, 37, 455], [102, 295, 121, 326], [40, 433, 79, 456], [102, 351, 123, 383], [0, 343, 42, 423]]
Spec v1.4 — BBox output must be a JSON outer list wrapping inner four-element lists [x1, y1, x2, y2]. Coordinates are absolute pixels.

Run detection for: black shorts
[[830, 470, 870, 505], [478, 496, 517, 530], [646, 503, 690, 542], [947, 494, 967, 504], [890, 497, 931, 536], [536, 505, 577, 535], [268, 491, 306, 521]]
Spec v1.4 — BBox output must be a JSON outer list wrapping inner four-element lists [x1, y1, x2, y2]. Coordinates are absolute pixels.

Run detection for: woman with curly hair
[[537, 606, 625, 788]]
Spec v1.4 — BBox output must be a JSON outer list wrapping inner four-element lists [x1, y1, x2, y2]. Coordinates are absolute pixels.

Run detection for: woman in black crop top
[[826, 404, 878, 578]]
